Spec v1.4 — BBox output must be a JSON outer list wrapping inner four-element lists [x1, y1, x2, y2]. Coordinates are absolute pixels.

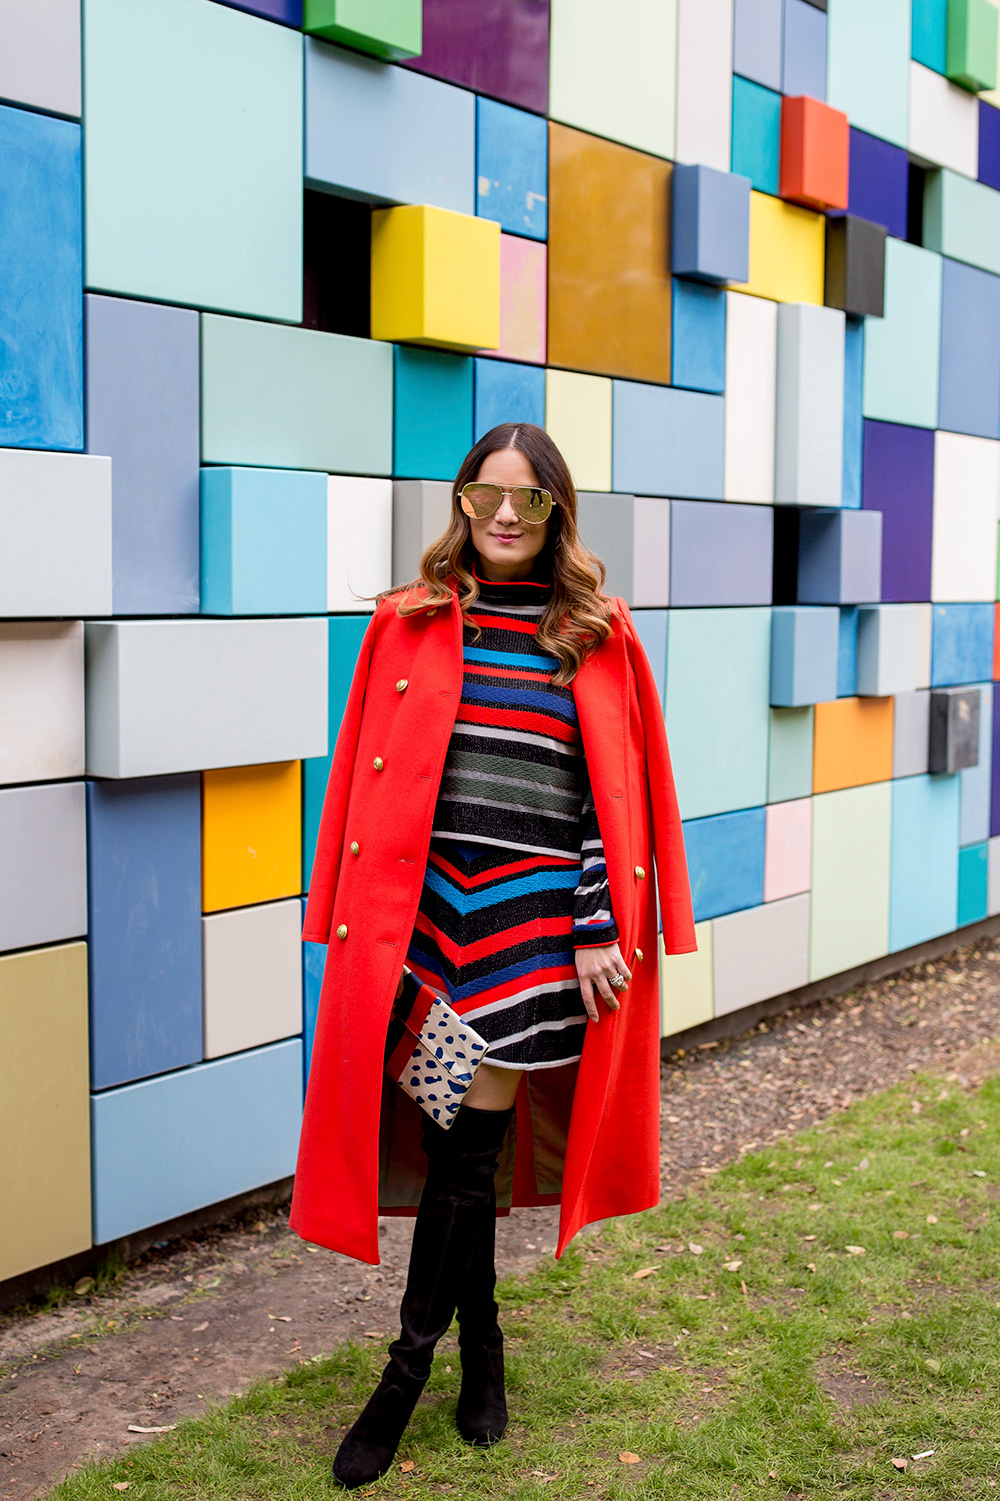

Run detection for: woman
[[291, 424, 695, 1488]]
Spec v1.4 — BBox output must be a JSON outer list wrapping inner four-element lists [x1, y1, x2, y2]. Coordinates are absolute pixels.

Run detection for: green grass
[[50, 1070, 1000, 1499]]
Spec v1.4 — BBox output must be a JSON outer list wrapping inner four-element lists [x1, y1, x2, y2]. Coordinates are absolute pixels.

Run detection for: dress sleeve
[[571, 757, 620, 949]]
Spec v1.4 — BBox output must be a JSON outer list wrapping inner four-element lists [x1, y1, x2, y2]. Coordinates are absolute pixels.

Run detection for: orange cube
[[813, 697, 894, 794], [780, 95, 849, 212]]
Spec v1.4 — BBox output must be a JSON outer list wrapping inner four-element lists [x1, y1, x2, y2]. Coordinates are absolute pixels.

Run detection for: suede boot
[[332, 1104, 514, 1489], [455, 1178, 508, 1445]]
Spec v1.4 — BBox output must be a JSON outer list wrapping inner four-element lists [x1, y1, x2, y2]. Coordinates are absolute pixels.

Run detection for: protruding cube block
[[200, 468, 328, 617], [303, 0, 421, 57], [780, 95, 849, 211], [371, 205, 500, 351], [771, 606, 840, 707], [824, 215, 887, 318], [798, 509, 882, 604], [947, 0, 998, 91], [724, 291, 777, 504], [671, 165, 751, 285], [731, 191, 826, 305], [856, 604, 920, 697], [775, 302, 845, 508], [575, 494, 671, 606], [930, 687, 981, 773], [202, 762, 301, 914], [475, 97, 547, 241]]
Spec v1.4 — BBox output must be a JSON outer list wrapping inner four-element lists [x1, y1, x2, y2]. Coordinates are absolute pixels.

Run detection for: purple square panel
[[861, 419, 934, 603], [404, 0, 549, 114], [848, 128, 908, 240], [211, 0, 302, 21], [979, 100, 1000, 192]]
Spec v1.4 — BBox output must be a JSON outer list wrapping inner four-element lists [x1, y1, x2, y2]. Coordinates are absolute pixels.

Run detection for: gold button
[[635, 865, 645, 879], [349, 841, 360, 855], [396, 679, 408, 692], [373, 756, 384, 771], [336, 923, 348, 940], [427, 608, 437, 616], [635, 947, 644, 962]]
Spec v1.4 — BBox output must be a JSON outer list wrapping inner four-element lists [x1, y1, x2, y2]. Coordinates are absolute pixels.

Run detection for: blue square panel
[[683, 807, 766, 923], [671, 280, 726, 393], [842, 316, 864, 508], [612, 383, 724, 499], [931, 603, 995, 687], [473, 358, 545, 440], [770, 605, 840, 706], [87, 775, 202, 1092], [670, 500, 773, 607], [938, 257, 1000, 439], [838, 605, 859, 697], [394, 346, 473, 481], [200, 467, 328, 616], [957, 841, 988, 925], [889, 773, 959, 951], [731, 76, 782, 196], [0, 102, 82, 451], [672, 164, 751, 284], [303, 614, 373, 888], [475, 96, 547, 241], [782, 0, 827, 98], [733, 0, 783, 91]]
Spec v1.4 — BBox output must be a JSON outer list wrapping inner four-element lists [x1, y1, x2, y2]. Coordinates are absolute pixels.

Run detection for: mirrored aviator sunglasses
[[459, 482, 554, 525]]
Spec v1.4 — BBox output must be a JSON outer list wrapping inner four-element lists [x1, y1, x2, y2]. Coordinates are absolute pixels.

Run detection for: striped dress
[[404, 566, 619, 1070]]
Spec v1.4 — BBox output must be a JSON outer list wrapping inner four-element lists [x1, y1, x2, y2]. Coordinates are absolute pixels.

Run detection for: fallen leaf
[[112, 1485, 131, 1493], [400, 1460, 415, 1473], [73, 1277, 95, 1296], [768, 1471, 776, 1480], [618, 1452, 641, 1464], [363, 1331, 384, 1339], [858, 1157, 869, 1170], [927, 1214, 938, 1225], [924, 1358, 941, 1373], [845, 1245, 866, 1256], [688, 1242, 704, 1255], [892, 1457, 909, 1472], [266, 1314, 292, 1322], [912, 1100, 922, 1114], [806, 1263, 816, 1272], [723, 1259, 743, 1271], [893, 1230, 910, 1240], [802, 1234, 816, 1241], [192, 1321, 209, 1333], [972, 1169, 987, 1178], [741, 1280, 749, 1297], [632, 1266, 659, 1280], [127, 1423, 176, 1434]]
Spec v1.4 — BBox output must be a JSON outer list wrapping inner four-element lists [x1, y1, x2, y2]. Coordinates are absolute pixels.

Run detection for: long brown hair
[[375, 424, 616, 685]]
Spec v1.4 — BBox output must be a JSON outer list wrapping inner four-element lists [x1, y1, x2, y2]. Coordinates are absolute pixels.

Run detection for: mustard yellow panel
[[729, 191, 825, 305], [202, 761, 302, 913], [0, 942, 91, 1282], [370, 203, 501, 351]]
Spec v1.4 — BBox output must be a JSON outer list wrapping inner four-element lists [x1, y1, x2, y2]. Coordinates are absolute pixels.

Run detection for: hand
[[575, 943, 631, 1023]]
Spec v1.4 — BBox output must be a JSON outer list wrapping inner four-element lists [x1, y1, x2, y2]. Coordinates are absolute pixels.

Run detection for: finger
[[594, 974, 618, 1006], [579, 975, 599, 1024]]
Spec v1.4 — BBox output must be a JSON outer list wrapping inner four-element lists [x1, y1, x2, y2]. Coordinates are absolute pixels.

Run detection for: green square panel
[[84, 0, 303, 321], [946, 0, 999, 91], [304, 0, 421, 58]]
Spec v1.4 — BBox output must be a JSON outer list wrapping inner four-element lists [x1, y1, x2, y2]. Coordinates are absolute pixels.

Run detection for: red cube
[[780, 95, 850, 212]]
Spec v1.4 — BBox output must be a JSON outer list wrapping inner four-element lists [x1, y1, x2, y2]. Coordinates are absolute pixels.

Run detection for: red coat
[[290, 579, 696, 1265]]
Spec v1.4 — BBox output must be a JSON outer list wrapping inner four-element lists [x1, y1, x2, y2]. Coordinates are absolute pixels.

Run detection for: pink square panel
[[764, 797, 812, 903], [479, 234, 546, 364]]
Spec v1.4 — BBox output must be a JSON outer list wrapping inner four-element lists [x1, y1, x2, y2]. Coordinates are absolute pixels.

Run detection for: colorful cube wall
[[4, 0, 1000, 1290]]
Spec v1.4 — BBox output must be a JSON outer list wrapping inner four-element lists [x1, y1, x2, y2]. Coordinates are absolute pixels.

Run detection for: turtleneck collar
[[471, 558, 552, 589]]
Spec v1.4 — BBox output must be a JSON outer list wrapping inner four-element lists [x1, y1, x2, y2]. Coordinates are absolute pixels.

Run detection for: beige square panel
[[660, 920, 713, 1038], [203, 898, 303, 1060], [0, 942, 91, 1282]]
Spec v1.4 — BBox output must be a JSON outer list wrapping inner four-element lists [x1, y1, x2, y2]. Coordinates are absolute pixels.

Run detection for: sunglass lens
[[461, 483, 503, 516], [512, 488, 553, 522]]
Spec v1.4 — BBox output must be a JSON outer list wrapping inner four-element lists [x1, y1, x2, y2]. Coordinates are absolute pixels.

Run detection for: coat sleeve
[[301, 605, 381, 945], [616, 599, 697, 956]]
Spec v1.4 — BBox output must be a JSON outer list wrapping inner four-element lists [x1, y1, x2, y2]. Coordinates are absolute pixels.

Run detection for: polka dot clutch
[[385, 968, 489, 1129]]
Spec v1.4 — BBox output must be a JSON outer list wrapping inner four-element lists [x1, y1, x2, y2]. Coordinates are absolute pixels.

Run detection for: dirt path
[[3, 934, 999, 1500]]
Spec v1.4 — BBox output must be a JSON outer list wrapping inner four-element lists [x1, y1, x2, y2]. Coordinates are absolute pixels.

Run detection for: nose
[[495, 494, 520, 526]]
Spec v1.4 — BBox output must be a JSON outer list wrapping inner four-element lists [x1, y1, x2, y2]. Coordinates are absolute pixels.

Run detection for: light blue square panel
[[84, 0, 303, 321], [782, 0, 827, 99], [862, 238, 942, 430], [683, 806, 766, 923], [630, 609, 668, 713], [957, 841, 988, 926], [731, 76, 781, 197], [91, 1040, 303, 1244], [394, 346, 473, 481], [931, 603, 994, 687], [612, 383, 724, 499], [474, 359, 545, 440], [303, 613, 373, 888], [302, 894, 326, 1085], [671, 164, 751, 284], [938, 257, 1000, 439], [770, 606, 840, 707], [200, 467, 328, 616], [889, 772, 959, 952], [475, 96, 547, 241], [838, 606, 859, 697], [0, 102, 82, 451], [665, 607, 771, 821], [671, 280, 726, 394], [733, 0, 783, 91]]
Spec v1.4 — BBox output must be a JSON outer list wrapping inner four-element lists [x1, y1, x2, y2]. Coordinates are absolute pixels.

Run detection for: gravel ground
[[2, 932, 999, 1500]]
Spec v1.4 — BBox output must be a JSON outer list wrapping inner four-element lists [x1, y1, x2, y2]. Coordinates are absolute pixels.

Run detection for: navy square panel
[[938, 257, 1000, 438], [87, 776, 203, 1092], [979, 100, 1000, 191], [848, 128, 908, 240], [210, 0, 302, 21], [861, 420, 934, 602], [669, 500, 773, 606], [671, 164, 751, 284]]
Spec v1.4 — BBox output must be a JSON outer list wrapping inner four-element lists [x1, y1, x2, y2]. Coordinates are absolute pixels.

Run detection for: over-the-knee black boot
[[332, 1104, 514, 1489], [455, 1178, 508, 1446]]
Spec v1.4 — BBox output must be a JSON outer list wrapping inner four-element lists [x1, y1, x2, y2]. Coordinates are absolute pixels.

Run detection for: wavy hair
[[373, 424, 616, 685]]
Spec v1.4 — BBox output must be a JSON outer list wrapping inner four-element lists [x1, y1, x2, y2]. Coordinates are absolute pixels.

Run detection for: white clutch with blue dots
[[385, 968, 489, 1128]]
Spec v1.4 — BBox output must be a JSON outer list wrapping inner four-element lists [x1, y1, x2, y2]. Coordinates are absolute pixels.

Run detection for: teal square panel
[[957, 841, 988, 925], [394, 346, 473, 481], [665, 607, 772, 822], [303, 614, 372, 888], [889, 772, 960, 951], [84, 0, 303, 321], [862, 239, 942, 429], [731, 76, 781, 197], [912, 0, 948, 72], [200, 467, 328, 616]]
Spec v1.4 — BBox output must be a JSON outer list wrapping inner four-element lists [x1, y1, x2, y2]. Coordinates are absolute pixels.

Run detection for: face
[[465, 447, 551, 581]]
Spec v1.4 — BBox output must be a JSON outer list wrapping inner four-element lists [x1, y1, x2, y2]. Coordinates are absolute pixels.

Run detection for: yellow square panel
[[370, 204, 501, 351], [0, 942, 91, 1282], [659, 921, 713, 1038], [202, 761, 302, 913], [730, 191, 825, 305]]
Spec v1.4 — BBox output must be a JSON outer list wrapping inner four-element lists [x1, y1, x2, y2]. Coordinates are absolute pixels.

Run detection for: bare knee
[[463, 1062, 521, 1112]]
